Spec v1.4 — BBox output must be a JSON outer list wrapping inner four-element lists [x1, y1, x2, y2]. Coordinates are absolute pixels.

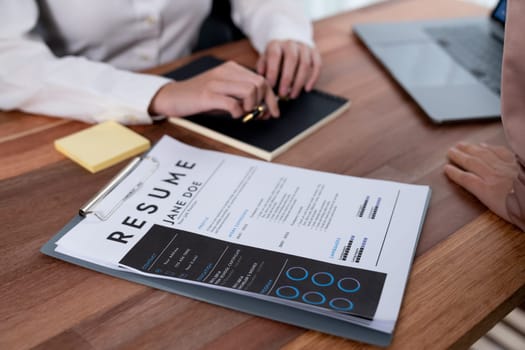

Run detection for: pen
[[242, 104, 266, 123], [242, 97, 284, 123]]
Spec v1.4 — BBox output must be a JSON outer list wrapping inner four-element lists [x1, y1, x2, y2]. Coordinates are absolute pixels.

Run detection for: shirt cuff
[[91, 71, 171, 125], [250, 15, 314, 53]]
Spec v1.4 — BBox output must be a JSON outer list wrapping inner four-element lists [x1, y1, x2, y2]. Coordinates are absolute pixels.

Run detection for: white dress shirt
[[0, 0, 313, 124]]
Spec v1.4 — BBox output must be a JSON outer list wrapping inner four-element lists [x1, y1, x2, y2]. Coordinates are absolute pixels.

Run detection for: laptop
[[353, 0, 506, 123]]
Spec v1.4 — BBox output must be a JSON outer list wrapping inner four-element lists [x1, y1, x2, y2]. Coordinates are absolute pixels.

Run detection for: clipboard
[[40, 155, 395, 347]]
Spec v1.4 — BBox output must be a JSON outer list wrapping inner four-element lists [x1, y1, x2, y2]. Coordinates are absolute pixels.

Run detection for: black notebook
[[164, 56, 350, 161]]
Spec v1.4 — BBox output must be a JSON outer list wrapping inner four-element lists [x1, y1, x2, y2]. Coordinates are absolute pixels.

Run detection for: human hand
[[444, 142, 518, 222], [149, 61, 279, 120], [256, 40, 321, 99]]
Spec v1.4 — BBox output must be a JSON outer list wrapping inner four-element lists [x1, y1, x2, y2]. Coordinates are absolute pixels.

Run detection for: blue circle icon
[[337, 277, 360, 293], [286, 266, 309, 281], [329, 298, 354, 311], [311, 272, 335, 287], [302, 291, 326, 305], [276, 286, 300, 300]]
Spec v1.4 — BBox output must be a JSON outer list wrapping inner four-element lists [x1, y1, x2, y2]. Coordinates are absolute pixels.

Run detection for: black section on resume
[[120, 224, 386, 320]]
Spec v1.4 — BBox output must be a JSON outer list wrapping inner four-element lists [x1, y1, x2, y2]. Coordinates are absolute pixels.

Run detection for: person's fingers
[[264, 42, 283, 88], [209, 93, 244, 119], [207, 80, 259, 112], [249, 74, 267, 108], [457, 142, 513, 162], [456, 142, 494, 158], [480, 143, 516, 162], [455, 142, 518, 174], [447, 146, 491, 176], [445, 161, 515, 222], [162, 60, 280, 120], [445, 140, 520, 224], [306, 49, 322, 91], [455, 142, 502, 167], [264, 86, 280, 118], [290, 44, 312, 99], [279, 41, 300, 97], [217, 62, 268, 104], [455, 142, 482, 154], [444, 164, 484, 195]]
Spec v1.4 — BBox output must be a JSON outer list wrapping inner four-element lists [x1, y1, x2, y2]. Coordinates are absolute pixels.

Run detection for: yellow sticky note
[[54, 121, 150, 173]]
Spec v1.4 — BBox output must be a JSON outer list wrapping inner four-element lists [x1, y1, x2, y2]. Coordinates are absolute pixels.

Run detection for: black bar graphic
[[121, 225, 386, 320]]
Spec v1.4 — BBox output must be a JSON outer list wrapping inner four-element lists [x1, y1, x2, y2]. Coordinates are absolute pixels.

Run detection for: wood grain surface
[[1, 1, 524, 349]]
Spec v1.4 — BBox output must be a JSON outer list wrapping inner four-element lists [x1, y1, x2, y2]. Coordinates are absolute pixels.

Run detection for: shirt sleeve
[[501, 0, 525, 231], [230, 0, 314, 53], [0, 0, 171, 125]]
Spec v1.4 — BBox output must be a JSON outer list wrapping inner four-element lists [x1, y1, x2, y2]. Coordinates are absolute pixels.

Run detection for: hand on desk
[[445, 142, 518, 223], [257, 40, 322, 99], [149, 40, 321, 121], [149, 61, 280, 120]]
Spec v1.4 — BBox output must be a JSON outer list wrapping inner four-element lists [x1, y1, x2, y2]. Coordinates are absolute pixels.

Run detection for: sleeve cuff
[[250, 16, 314, 53], [231, 1, 314, 54], [91, 70, 171, 125]]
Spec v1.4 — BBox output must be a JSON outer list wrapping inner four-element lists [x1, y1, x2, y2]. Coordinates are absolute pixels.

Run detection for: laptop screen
[[491, 0, 507, 25]]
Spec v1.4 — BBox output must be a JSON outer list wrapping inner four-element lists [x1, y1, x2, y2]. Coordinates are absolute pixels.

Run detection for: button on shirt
[[0, 0, 313, 124]]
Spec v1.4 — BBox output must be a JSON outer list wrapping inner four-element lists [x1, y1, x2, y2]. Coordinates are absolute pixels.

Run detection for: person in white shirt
[[0, 0, 320, 124]]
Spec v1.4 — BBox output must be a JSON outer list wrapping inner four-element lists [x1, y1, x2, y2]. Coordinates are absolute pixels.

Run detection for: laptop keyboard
[[425, 25, 503, 94]]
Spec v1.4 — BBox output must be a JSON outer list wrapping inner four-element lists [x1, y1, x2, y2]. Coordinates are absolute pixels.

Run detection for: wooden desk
[[1, 0, 524, 349]]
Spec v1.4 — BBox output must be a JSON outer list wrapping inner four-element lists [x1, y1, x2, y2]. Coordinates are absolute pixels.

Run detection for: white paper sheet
[[56, 135, 430, 333]]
